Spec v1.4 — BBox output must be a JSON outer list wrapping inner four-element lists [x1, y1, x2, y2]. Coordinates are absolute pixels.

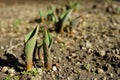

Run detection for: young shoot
[[25, 26, 39, 71]]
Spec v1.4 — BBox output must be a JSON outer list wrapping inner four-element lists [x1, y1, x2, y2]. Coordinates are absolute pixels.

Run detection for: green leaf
[[25, 28, 34, 43], [67, 1, 80, 10], [39, 11, 46, 18], [46, 5, 55, 15], [117, 6, 120, 13], [39, 41, 43, 47], [47, 31, 52, 48], [22, 68, 39, 76], [70, 16, 80, 27], [47, 9, 53, 15], [60, 9, 73, 20], [42, 27, 52, 70], [51, 14, 58, 23], [61, 9, 73, 27], [25, 26, 39, 70], [43, 28, 52, 48]]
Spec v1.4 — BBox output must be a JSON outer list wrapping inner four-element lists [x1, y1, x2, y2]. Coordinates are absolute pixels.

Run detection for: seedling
[[69, 16, 81, 33], [59, 8, 73, 33], [25, 26, 39, 71], [38, 41, 44, 66], [39, 9, 49, 22], [25, 25, 53, 71], [117, 6, 120, 13], [4, 75, 19, 80], [66, 1, 80, 11], [39, 2, 80, 33], [47, 5, 58, 23], [22, 68, 39, 76], [42, 27, 53, 70], [55, 2, 80, 33], [39, 5, 58, 23]]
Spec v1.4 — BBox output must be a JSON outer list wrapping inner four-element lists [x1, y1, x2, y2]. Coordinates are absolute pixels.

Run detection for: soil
[[0, 0, 120, 80]]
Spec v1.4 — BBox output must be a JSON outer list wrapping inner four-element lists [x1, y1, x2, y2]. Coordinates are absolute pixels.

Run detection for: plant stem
[[43, 40, 52, 70]]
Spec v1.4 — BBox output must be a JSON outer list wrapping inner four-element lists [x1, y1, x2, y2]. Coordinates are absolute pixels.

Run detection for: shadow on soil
[[0, 52, 25, 72]]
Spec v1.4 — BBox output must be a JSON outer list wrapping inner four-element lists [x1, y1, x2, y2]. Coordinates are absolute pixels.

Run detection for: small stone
[[8, 68, 16, 76], [110, 73, 113, 77], [76, 61, 80, 65], [37, 68, 42, 76], [1, 46, 4, 50], [71, 53, 77, 58], [1, 66, 8, 73], [94, 78, 98, 80], [116, 49, 119, 55], [99, 50, 106, 56], [97, 68, 104, 74], [85, 41, 92, 48], [58, 57, 62, 63], [102, 77, 107, 80], [99, 40, 103, 43], [60, 48, 63, 51], [115, 55, 120, 60], [31, 75, 41, 80], [54, 40, 58, 44], [82, 47, 87, 50], [52, 66, 57, 71]]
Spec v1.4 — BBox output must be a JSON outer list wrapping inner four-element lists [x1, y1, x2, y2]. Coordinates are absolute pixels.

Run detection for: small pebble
[[85, 41, 92, 48], [1, 46, 4, 50], [54, 40, 58, 44], [110, 73, 113, 77], [82, 47, 87, 50], [102, 77, 107, 80], [71, 53, 77, 58], [37, 68, 42, 76], [116, 49, 119, 55], [8, 68, 16, 76], [52, 66, 57, 71], [31, 75, 41, 80], [94, 78, 98, 80], [97, 68, 104, 74], [99, 50, 106, 56], [76, 61, 80, 66], [1, 66, 8, 73], [115, 55, 120, 60]]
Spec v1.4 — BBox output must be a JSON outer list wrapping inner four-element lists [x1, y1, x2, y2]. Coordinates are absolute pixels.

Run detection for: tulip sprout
[[25, 26, 39, 71], [25, 26, 53, 71], [42, 27, 52, 70]]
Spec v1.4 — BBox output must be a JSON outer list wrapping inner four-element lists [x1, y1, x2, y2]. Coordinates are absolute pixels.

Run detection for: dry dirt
[[0, 0, 120, 80]]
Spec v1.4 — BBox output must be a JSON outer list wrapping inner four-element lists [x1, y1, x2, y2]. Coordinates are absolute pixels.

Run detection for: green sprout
[[39, 9, 48, 22], [37, 27, 53, 71], [25, 26, 39, 71], [39, 2, 80, 33], [117, 6, 120, 13], [69, 16, 80, 33], [22, 68, 39, 76], [55, 2, 80, 33], [38, 41, 44, 66], [47, 6, 58, 23], [39, 5, 58, 23], [24, 25, 53, 71], [66, 1, 80, 11], [4, 75, 19, 80], [59, 8, 73, 33], [42, 27, 52, 70]]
